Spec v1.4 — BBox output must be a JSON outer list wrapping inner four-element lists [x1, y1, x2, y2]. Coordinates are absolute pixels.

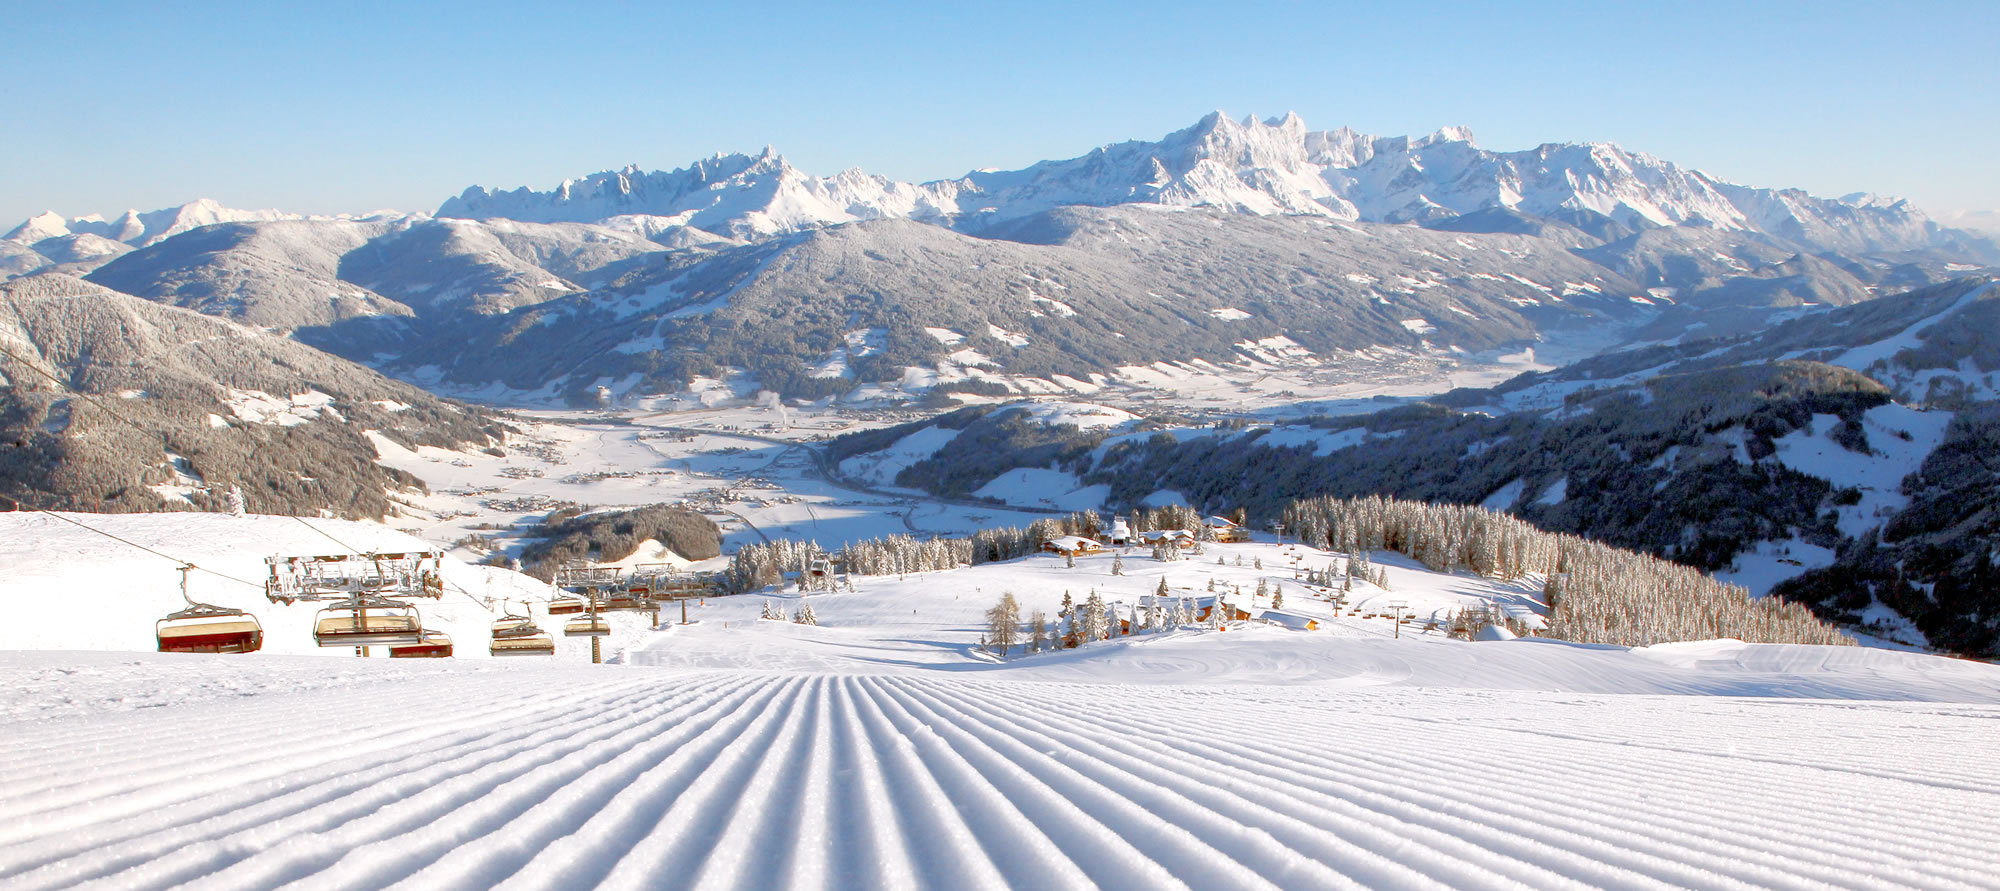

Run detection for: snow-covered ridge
[[429, 111, 1955, 254], [3, 197, 389, 250]]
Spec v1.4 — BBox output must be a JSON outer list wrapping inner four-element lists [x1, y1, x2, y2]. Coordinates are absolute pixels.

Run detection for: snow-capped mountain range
[[1, 110, 1994, 408], [437, 111, 1964, 254]]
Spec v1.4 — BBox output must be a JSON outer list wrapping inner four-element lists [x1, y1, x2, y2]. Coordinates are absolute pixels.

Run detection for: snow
[[1829, 281, 1995, 373], [223, 388, 342, 427], [1399, 318, 1439, 335], [1481, 478, 1526, 511], [923, 326, 964, 345], [1252, 425, 1371, 456], [836, 426, 960, 487], [1003, 401, 1138, 430], [986, 323, 1030, 347], [1534, 476, 1568, 505], [1206, 306, 1251, 321], [1714, 537, 1838, 598], [1769, 405, 1953, 537], [6, 523, 2000, 887], [971, 468, 1109, 511]]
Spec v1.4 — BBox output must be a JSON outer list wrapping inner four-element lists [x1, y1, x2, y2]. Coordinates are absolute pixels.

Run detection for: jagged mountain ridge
[[439, 112, 1991, 259]]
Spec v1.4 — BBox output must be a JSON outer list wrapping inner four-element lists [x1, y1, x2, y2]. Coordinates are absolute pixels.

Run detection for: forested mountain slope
[[0, 275, 505, 518]]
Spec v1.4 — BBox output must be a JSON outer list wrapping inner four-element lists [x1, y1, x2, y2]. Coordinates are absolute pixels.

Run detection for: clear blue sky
[[7, 0, 1997, 226]]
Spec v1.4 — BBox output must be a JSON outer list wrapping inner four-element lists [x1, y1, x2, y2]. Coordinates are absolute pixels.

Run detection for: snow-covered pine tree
[[1156, 577, 1170, 598], [1255, 578, 1268, 602], [1082, 590, 1109, 642], [1059, 591, 1073, 619], [1271, 588, 1283, 610], [1112, 554, 1125, 576], [227, 485, 246, 518], [795, 602, 817, 625]]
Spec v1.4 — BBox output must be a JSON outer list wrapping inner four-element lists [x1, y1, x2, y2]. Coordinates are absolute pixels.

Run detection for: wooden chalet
[[1261, 610, 1320, 631], [1041, 535, 1104, 557], [1206, 516, 1250, 543], [1139, 529, 1196, 549]]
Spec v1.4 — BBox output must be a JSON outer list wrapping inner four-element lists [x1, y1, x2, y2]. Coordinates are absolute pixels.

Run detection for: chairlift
[[489, 605, 555, 656], [157, 603, 264, 654], [390, 630, 454, 658], [807, 556, 831, 578], [564, 614, 611, 637], [599, 593, 657, 612], [546, 596, 589, 616], [156, 565, 264, 654], [312, 598, 424, 648]]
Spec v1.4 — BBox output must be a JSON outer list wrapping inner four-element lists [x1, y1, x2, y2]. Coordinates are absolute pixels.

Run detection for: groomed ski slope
[[6, 515, 2000, 888], [4, 652, 1999, 890]]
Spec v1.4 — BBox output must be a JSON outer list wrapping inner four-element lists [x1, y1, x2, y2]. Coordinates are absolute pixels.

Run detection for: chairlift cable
[[27, 506, 264, 590]]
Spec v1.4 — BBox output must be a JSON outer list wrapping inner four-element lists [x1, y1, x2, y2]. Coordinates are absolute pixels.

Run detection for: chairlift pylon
[[267, 551, 443, 655]]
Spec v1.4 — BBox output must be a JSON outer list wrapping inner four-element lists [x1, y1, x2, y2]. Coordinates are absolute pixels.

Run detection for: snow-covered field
[[5, 516, 2000, 888]]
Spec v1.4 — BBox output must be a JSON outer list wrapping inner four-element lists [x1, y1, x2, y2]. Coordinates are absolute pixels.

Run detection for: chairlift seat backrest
[[313, 606, 423, 647], [390, 631, 454, 658], [490, 633, 555, 656], [157, 615, 264, 654]]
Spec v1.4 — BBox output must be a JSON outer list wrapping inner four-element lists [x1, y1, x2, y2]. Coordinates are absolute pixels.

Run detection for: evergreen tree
[[1112, 554, 1125, 576], [1082, 589, 1110, 642], [227, 485, 246, 518], [1271, 588, 1283, 610], [984, 591, 1021, 656], [795, 602, 817, 625]]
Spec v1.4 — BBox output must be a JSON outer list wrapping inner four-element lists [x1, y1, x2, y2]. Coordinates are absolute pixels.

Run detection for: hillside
[[395, 207, 1643, 403], [826, 280, 2000, 655], [0, 274, 504, 518]]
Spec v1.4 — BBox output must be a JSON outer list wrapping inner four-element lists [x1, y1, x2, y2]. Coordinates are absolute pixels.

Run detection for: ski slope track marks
[[4, 659, 1999, 890]]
